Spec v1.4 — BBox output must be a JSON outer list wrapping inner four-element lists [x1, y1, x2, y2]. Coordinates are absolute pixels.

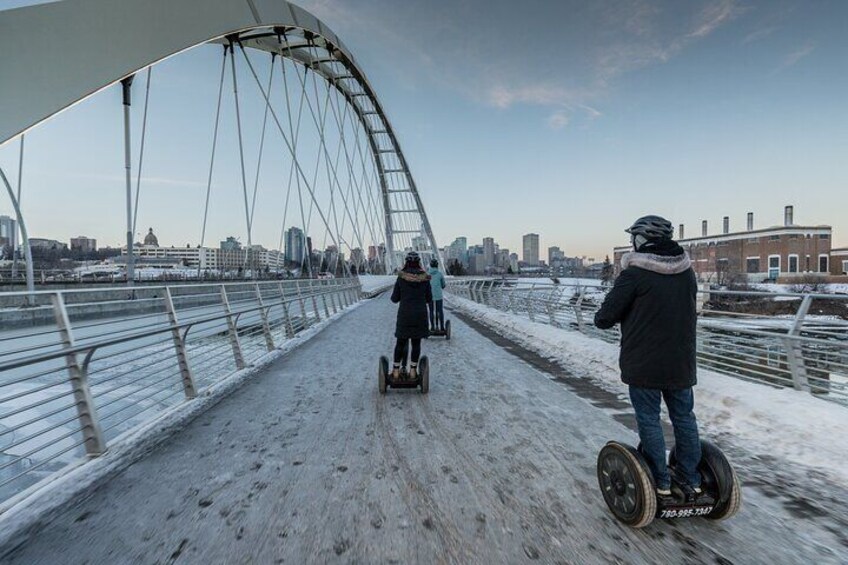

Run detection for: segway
[[378, 355, 429, 394], [597, 440, 741, 528], [428, 319, 451, 340]]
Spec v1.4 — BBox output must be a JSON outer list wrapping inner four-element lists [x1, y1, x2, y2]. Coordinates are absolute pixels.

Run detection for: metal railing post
[[322, 292, 332, 318], [254, 283, 275, 352], [528, 284, 536, 321], [295, 280, 309, 327], [310, 281, 322, 322], [547, 288, 559, 327], [784, 294, 813, 392], [220, 285, 246, 369], [51, 293, 106, 456], [279, 282, 295, 338], [574, 288, 586, 333], [164, 288, 197, 399]]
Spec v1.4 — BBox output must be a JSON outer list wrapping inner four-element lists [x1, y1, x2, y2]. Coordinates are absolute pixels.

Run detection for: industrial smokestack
[[723, 216, 729, 234], [702, 220, 708, 237], [747, 212, 754, 231], [679, 224, 685, 240], [785, 205, 794, 226]]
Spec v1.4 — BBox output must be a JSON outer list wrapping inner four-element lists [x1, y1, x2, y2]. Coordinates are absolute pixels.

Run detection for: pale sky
[[1, 0, 846, 259]]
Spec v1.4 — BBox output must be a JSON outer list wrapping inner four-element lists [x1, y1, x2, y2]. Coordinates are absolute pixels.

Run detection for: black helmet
[[404, 251, 421, 266], [430, 258, 439, 268], [625, 215, 673, 240]]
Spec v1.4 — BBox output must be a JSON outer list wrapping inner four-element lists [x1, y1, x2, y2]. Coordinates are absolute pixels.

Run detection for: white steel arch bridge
[[0, 0, 441, 282]]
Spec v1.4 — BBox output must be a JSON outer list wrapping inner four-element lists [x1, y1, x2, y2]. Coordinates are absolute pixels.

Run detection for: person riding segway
[[593, 215, 741, 526], [427, 258, 450, 339], [378, 251, 432, 393]]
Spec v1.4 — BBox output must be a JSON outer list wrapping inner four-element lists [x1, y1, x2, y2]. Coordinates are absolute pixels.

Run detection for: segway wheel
[[597, 441, 657, 528], [419, 356, 429, 394], [669, 440, 742, 521], [378, 356, 388, 394], [445, 320, 451, 341]]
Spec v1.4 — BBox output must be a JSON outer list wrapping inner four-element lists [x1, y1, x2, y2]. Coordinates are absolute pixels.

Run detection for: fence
[[0, 278, 361, 506], [447, 279, 848, 404]]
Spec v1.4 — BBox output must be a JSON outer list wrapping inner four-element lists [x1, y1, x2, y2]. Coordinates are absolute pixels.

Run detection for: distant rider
[[390, 251, 433, 379], [594, 215, 712, 505], [427, 258, 447, 333]]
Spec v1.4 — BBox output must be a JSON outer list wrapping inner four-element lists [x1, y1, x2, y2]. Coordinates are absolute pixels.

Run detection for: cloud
[[301, 0, 744, 128], [597, 0, 744, 82], [742, 25, 780, 44], [547, 111, 570, 130], [782, 42, 815, 68], [688, 0, 743, 39], [485, 84, 580, 110]]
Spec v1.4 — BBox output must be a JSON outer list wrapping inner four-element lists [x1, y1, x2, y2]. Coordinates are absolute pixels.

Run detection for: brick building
[[614, 206, 842, 283]]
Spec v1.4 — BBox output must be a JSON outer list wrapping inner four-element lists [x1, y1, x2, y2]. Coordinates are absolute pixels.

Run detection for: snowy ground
[[446, 294, 848, 488], [3, 295, 846, 563]]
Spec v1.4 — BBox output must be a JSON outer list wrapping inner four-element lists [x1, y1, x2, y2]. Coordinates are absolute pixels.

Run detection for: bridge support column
[[255, 283, 276, 352], [164, 288, 197, 399], [220, 286, 246, 369], [52, 293, 106, 456]]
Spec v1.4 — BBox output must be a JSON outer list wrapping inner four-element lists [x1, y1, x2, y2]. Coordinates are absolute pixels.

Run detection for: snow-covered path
[[3, 296, 845, 563]]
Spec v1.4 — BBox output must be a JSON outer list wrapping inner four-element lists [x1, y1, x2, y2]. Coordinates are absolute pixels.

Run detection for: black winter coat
[[391, 268, 433, 339], [594, 242, 698, 390]]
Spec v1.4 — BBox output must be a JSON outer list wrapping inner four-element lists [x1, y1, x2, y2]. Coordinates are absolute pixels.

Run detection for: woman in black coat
[[390, 251, 432, 379]]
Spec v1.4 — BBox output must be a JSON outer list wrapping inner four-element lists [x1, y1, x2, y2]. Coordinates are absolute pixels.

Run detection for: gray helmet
[[625, 215, 673, 241]]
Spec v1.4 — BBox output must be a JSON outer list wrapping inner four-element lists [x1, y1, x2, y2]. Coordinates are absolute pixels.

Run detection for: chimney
[[723, 216, 729, 234], [702, 220, 708, 237], [747, 212, 754, 231], [679, 224, 685, 240], [784, 205, 794, 226]]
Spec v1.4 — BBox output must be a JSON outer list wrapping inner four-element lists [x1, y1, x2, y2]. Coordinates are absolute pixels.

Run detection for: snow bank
[[0, 302, 363, 550], [447, 294, 848, 487]]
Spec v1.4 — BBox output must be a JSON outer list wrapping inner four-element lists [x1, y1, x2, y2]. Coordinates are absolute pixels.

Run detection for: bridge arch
[[0, 0, 440, 268]]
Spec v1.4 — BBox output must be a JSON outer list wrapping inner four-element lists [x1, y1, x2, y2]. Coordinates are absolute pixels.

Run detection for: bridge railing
[[0, 278, 362, 507], [447, 279, 848, 404]]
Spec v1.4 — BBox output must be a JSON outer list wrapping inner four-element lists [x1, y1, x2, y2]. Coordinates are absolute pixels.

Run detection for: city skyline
[[2, 1, 847, 260]]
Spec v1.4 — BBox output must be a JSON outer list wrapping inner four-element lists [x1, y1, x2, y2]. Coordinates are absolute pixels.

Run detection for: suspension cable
[[132, 66, 152, 237], [230, 40, 254, 272], [249, 53, 275, 230], [199, 45, 228, 259]]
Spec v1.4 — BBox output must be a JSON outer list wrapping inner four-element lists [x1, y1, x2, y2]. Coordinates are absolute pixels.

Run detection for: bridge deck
[[4, 296, 844, 563]]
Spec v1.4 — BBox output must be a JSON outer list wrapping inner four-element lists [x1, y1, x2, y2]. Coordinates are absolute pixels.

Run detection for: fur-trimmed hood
[[621, 251, 691, 275], [398, 270, 430, 283]]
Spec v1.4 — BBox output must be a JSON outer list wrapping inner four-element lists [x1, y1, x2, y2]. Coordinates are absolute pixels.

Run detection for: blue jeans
[[629, 386, 701, 489]]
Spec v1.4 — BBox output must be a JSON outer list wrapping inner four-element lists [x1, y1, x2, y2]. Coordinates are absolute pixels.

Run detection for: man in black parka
[[595, 215, 710, 504], [390, 251, 432, 379]]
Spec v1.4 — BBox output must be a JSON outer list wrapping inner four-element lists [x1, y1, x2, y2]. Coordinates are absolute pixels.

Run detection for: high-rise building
[[450, 237, 468, 266], [0, 215, 17, 250], [284, 227, 305, 264], [523, 233, 540, 266], [70, 236, 97, 254], [548, 246, 564, 265], [483, 237, 495, 267]]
